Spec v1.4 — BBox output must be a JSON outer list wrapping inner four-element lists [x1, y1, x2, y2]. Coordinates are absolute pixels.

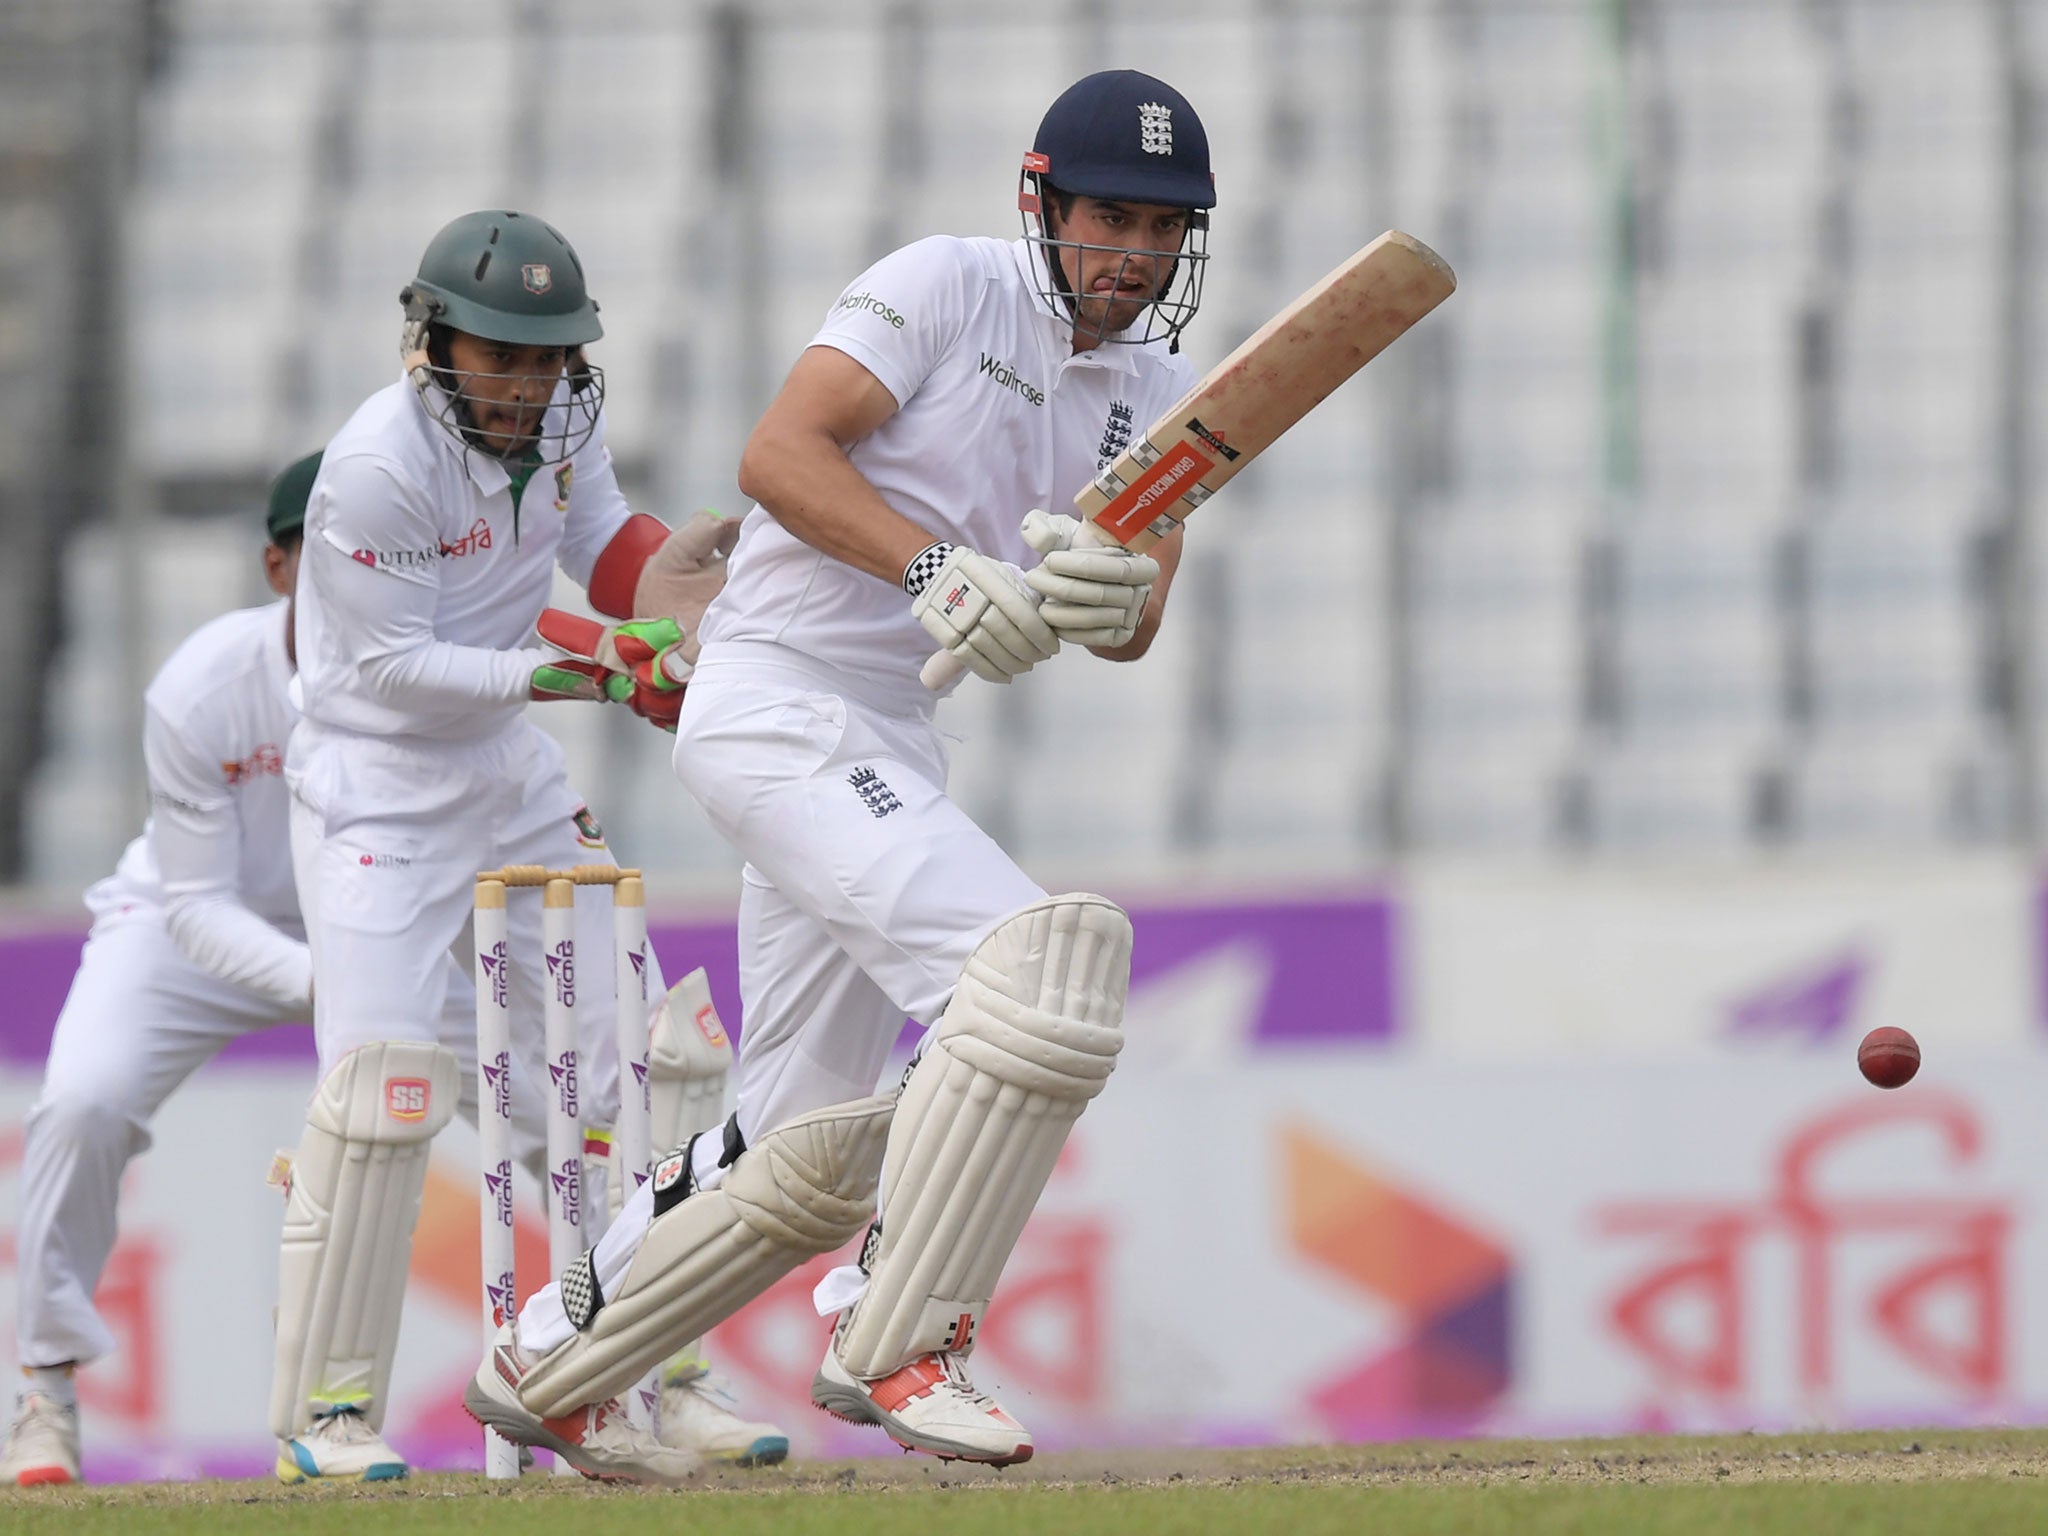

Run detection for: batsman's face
[[1055, 197, 1190, 339], [445, 330, 570, 457]]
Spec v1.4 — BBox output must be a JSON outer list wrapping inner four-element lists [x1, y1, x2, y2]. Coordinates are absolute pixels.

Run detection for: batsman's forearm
[[739, 423, 938, 588]]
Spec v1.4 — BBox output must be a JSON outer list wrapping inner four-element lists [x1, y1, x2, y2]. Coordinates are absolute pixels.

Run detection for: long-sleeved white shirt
[[87, 600, 312, 1012], [294, 375, 634, 740]]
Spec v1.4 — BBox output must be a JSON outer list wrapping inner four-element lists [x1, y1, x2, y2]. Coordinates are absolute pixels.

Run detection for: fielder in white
[[271, 209, 779, 1484], [469, 71, 1213, 1478], [0, 457, 356, 1487]]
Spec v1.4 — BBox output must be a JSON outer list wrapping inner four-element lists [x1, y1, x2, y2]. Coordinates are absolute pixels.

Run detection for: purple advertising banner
[[0, 892, 1400, 1071]]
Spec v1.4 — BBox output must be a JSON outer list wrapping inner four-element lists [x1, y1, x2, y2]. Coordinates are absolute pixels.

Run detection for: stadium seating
[[50, 0, 2034, 887]]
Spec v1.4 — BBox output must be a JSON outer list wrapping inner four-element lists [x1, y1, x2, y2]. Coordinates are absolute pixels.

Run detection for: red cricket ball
[[1857, 1026, 1921, 1089]]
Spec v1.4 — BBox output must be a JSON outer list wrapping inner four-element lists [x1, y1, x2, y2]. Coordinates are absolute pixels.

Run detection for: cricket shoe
[[275, 1405, 407, 1484], [812, 1326, 1032, 1466], [1, 1392, 79, 1487], [657, 1357, 789, 1467], [465, 1320, 701, 1488]]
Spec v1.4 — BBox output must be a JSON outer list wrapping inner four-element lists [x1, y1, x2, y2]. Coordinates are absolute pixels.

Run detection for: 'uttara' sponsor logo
[[350, 518, 494, 568], [838, 290, 907, 329], [978, 352, 1045, 406]]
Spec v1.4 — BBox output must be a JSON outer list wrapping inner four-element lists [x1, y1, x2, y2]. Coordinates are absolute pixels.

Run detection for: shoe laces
[[926, 1352, 992, 1405], [12, 1393, 75, 1434], [584, 1397, 658, 1454], [671, 1367, 741, 1411], [311, 1406, 381, 1446]]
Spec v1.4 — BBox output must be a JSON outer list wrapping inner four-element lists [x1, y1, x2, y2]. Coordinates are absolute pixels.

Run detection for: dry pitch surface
[[7, 1429, 2048, 1534]]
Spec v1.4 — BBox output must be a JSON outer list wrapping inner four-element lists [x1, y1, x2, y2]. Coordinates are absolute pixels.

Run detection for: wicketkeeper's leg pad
[[646, 967, 733, 1374], [268, 1041, 460, 1438], [515, 1093, 893, 1419], [833, 892, 1130, 1380], [648, 967, 732, 1156]]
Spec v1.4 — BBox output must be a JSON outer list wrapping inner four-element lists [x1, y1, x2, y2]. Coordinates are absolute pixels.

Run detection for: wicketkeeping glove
[[1019, 510, 1159, 649], [536, 609, 690, 731], [530, 658, 611, 703], [632, 509, 741, 670]]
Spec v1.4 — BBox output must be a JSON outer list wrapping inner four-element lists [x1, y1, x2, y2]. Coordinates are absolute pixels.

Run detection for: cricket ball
[[1857, 1026, 1920, 1089]]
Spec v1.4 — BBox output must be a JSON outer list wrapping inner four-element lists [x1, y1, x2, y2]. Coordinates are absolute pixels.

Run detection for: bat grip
[[919, 521, 1117, 692]]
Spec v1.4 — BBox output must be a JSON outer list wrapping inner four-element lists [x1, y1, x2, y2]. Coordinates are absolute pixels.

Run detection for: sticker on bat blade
[[1091, 439, 1216, 544], [1185, 416, 1241, 461]]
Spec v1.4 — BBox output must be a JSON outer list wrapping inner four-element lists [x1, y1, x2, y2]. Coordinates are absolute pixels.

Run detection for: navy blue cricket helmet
[[1020, 71, 1215, 348], [1030, 70, 1216, 210]]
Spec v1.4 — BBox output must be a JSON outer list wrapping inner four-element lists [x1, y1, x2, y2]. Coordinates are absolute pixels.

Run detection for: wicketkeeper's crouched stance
[[469, 69, 1210, 1481], [270, 209, 776, 1485]]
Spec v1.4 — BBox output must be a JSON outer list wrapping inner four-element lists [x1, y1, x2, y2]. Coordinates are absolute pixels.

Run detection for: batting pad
[[268, 1041, 460, 1438], [517, 1094, 893, 1419], [648, 967, 733, 1152], [834, 893, 1130, 1379]]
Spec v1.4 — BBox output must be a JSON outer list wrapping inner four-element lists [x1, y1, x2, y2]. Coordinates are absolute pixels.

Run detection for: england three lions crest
[[1138, 102, 1173, 156]]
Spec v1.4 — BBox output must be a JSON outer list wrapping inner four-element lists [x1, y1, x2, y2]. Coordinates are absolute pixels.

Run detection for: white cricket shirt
[[88, 601, 312, 1011], [700, 235, 1198, 705], [295, 376, 634, 740]]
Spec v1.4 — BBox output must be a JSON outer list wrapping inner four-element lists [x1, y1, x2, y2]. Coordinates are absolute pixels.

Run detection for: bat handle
[[919, 647, 968, 691]]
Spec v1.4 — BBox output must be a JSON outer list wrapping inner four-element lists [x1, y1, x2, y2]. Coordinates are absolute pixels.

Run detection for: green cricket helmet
[[265, 449, 321, 545], [399, 210, 605, 463]]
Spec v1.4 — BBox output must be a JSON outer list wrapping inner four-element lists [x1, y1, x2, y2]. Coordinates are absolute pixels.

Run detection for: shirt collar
[[1008, 239, 1143, 379], [401, 372, 519, 496]]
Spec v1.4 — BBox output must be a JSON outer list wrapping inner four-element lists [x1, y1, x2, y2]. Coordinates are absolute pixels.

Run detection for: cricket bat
[[921, 229, 1456, 689]]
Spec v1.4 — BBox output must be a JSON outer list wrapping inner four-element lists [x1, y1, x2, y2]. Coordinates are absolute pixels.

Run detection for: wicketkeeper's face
[[443, 330, 572, 457], [1052, 196, 1191, 337]]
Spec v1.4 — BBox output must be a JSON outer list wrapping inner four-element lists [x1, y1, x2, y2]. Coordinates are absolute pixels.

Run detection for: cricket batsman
[[268, 210, 779, 1484], [467, 71, 1212, 1478]]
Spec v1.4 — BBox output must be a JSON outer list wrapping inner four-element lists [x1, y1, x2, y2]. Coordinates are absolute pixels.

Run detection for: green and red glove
[[535, 609, 690, 731], [529, 657, 611, 703]]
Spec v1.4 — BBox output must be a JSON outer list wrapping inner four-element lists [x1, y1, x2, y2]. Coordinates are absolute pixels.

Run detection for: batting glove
[[1019, 510, 1158, 649], [906, 541, 1059, 684]]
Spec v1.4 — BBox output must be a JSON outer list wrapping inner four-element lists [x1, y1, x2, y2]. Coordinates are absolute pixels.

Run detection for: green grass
[[5, 1430, 2046, 1535]]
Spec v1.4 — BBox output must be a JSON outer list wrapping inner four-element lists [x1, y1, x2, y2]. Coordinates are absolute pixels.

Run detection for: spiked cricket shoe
[[0, 1392, 79, 1487], [465, 1320, 700, 1488], [812, 1331, 1031, 1466], [276, 1405, 407, 1484], [657, 1359, 789, 1467]]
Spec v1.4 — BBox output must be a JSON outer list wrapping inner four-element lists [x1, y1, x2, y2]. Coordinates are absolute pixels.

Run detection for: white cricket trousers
[[681, 645, 1045, 1141], [516, 642, 1041, 1351], [13, 912, 485, 1371], [12, 913, 307, 1369], [288, 715, 651, 1123]]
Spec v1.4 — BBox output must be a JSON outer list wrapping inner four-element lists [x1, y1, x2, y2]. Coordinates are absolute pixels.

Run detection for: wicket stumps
[[473, 864, 653, 1480]]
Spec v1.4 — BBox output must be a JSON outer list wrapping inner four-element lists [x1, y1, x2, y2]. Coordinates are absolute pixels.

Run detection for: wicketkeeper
[[268, 210, 777, 1484]]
